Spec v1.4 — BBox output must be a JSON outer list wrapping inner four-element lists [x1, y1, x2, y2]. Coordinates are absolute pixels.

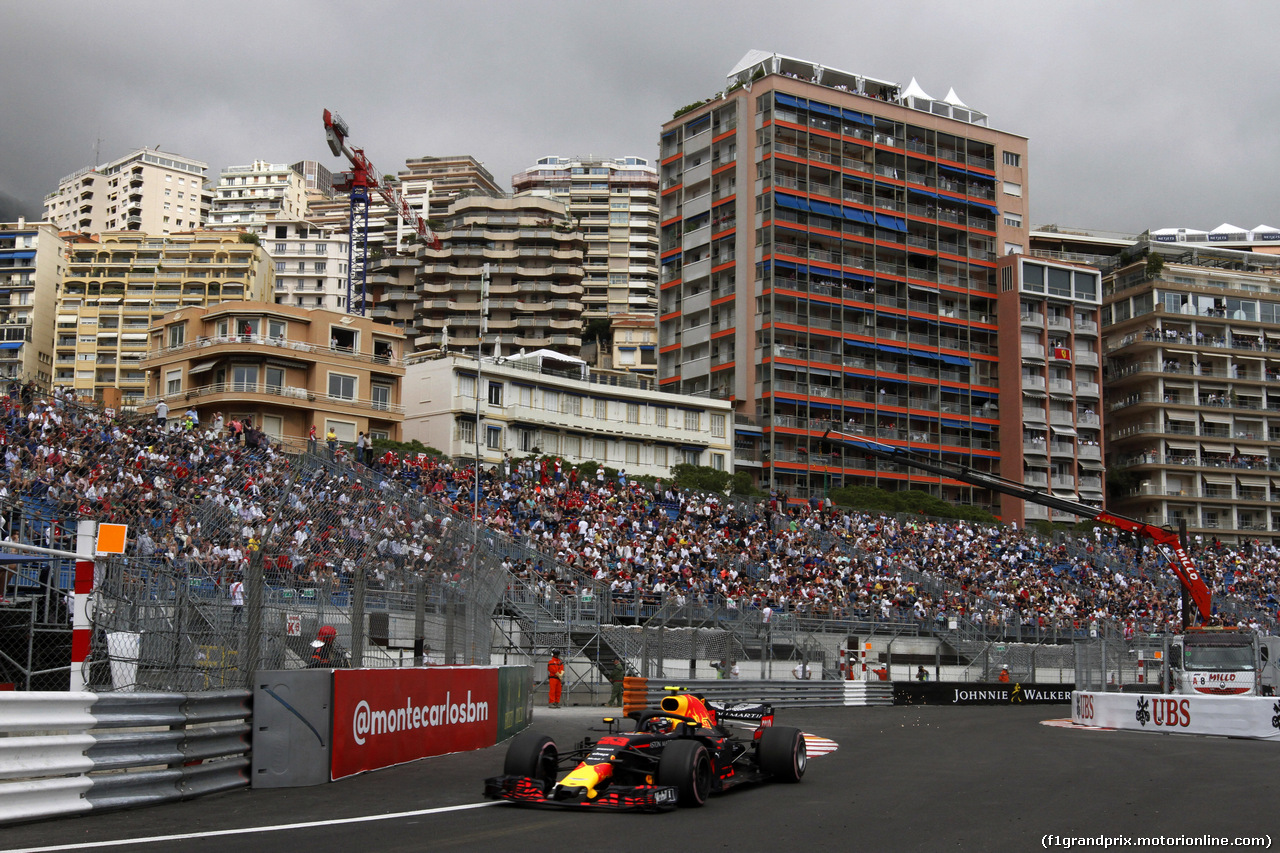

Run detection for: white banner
[[1072, 691, 1280, 740]]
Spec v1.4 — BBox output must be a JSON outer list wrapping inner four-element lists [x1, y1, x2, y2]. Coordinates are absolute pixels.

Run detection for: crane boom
[[323, 109, 439, 249], [821, 429, 1213, 624]]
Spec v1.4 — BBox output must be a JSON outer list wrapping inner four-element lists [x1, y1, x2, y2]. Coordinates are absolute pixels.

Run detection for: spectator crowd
[[0, 383, 1277, 641]]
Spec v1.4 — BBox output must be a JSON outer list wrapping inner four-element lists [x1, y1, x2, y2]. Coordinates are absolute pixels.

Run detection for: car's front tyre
[[758, 726, 806, 782], [657, 739, 712, 806], [503, 731, 559, 791]]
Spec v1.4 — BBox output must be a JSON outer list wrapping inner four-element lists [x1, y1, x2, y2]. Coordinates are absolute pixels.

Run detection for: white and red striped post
[[70, 520, 97, 692]]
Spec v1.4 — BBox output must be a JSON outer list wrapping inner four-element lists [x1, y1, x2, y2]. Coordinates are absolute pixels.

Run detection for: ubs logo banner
[[331, 667, 499, 780], [1074, 691, 1280, 740]]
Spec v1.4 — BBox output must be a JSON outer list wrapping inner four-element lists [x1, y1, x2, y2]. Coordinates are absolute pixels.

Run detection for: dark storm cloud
[[3, 0, 1278, 233]]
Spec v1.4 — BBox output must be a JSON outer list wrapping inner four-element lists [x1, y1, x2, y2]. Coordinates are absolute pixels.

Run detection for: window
[[458, 419, 475, 445], [488, 381, 503, 406], [681, 448, 701, 465], [655, 407, 667, 428], [486, 426, 502, 450], [1004, 242, 1024, 256], [165, 369, 181, 395], [327, 420, 357, 443], [626, 442, 640, 464], [544, 390, 560, 411], [654, 446, 668, 467], [626, 403, 640, 424], [684, 410, 700, 431], [519, 385, 532, 406], [274, 243, 287, 253], [166, 324, 185, 348], [1003, 212, 1022, 228], [268, 319, 286, 339], [265, 367, 284, 394], [595, 399, 607, 420], [1003, 151, 1021, 167], [275, 261, 286, 273], [232, 364, 257, 392], [459, 374, 476, 397], [371, 384, 391, 411], [1003, 181, 1022, 197], [711, 413, 726, 437], [564, 395, 581, 416], [594, 438, 607, 461], [712, 453, 725, 471], [315, 262, 327, 273], [328, 372, 357, 400]]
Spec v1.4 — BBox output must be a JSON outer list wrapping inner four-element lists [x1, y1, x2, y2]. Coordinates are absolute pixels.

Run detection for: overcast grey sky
[[2, 0, 1276, 234]]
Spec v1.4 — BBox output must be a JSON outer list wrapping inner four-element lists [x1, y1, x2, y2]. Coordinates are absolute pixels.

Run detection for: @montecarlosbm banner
[[331, 666, 499, 780], [894, 681, 1075, 705]]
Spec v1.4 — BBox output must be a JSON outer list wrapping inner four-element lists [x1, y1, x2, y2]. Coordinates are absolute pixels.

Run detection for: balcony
[[1022, 343, 1045, 360], [147, 383, 403, 415]]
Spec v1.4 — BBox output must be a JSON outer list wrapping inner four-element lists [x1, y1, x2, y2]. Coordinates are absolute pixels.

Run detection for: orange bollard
[[622, 676, 649, 716]]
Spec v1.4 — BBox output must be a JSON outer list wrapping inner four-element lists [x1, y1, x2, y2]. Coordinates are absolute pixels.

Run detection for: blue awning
[[843, 270, 873, 283], [844, 207, 873, 225], [774, 193, 809, 212], [842, 109, 874, 126], [809, 199, 841, 218], [967, 200, 999, 215], [937, 353, 972, 367], [773, 259, 797, 270], [2, 251, 36, 261], [969, 389, 998, 400], [0, 342, 23, 350], [776, 93, 804, 109], [809, 101, 842, 118], [907, 187, 939, 199], [937, 164, 993, 180], [878, 344, 909, 355], [874, 214, 907, 232]]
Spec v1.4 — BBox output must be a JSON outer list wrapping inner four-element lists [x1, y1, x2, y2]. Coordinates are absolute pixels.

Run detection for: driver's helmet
[[646, 715, 674, 734]]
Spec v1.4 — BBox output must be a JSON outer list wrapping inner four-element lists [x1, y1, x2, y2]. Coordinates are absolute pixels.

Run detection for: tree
[[582, 317, 612, 346], [238, 232, 259, 245], [671, 463, 731, 493], [1145, 251, 1164, 279]]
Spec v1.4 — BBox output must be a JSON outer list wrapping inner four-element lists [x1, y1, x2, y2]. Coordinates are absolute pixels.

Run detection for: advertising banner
[[1072, 691, 1280, 740], [331, 667, 499, 780], [895, 682, 1074, 705]]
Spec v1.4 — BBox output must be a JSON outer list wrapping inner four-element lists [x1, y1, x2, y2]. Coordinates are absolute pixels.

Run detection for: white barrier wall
[[1072, 691, 1280, 740]]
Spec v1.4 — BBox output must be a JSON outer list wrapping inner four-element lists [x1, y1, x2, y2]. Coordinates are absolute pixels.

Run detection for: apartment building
[[43, 148, 210, 235], [403, 349, 732, 477], [207, 161, 311, 231], [57, 231, 272, 405], [142, 301, 404, 444], [658, 51, 1029, 506], [0, 221, 63, 385], [1103, 240, 1280, 543], [513, 156, 660, 319], [996, 255, 1104, 525], [411, 195, 585, 357], [262, 221, 349, 312]]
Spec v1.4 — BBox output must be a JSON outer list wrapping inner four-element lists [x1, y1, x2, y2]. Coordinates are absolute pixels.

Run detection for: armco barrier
[[0, 690, 251, 825], [626, 678, 894, 709]]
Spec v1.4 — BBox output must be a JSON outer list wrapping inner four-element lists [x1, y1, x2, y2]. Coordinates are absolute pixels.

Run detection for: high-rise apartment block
[[658, 51, 1029, 505], [996, 255, 1104, 524], [57, 232, 272, 405], [208, 161, 311, 231], [43, 148, 210, 235], [1103, 240, 1280, 543], [0, 221, 64, 385], [513, 156, 660, 319], [411, 195, 584, 356]]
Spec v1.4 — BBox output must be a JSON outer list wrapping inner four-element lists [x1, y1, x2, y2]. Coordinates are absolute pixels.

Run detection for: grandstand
[[0, 383, 1276, 692]]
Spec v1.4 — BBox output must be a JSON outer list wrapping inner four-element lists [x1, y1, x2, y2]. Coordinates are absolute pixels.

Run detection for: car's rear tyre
[[758, 726, 806, 782], [657, 739, 712, 806], [503, 731, 558, 791]]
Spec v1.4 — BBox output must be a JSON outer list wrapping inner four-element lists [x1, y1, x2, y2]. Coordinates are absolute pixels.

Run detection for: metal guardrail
[[0, 689, 251, 825], [633, 678, 892, 708]]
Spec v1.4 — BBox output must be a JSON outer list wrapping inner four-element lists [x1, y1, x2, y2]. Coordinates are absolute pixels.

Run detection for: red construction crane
[[322, 109, 439, 315]]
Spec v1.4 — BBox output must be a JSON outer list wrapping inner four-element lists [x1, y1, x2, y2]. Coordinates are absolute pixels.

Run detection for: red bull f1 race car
[[483, 689, 806, 812]]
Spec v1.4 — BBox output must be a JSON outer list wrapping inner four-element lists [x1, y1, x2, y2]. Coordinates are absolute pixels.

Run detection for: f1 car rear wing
[[820, 429, 1213, 626]]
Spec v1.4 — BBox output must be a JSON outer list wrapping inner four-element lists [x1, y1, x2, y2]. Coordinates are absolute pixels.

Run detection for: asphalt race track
[[4, 704, 1278, 853]]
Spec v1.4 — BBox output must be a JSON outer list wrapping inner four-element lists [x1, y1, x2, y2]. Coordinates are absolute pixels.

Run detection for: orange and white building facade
[[658, 51, 1029, 506]]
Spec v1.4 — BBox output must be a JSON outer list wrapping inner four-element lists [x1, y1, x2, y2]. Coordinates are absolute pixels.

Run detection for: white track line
[[7, 800, 506, 852]]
